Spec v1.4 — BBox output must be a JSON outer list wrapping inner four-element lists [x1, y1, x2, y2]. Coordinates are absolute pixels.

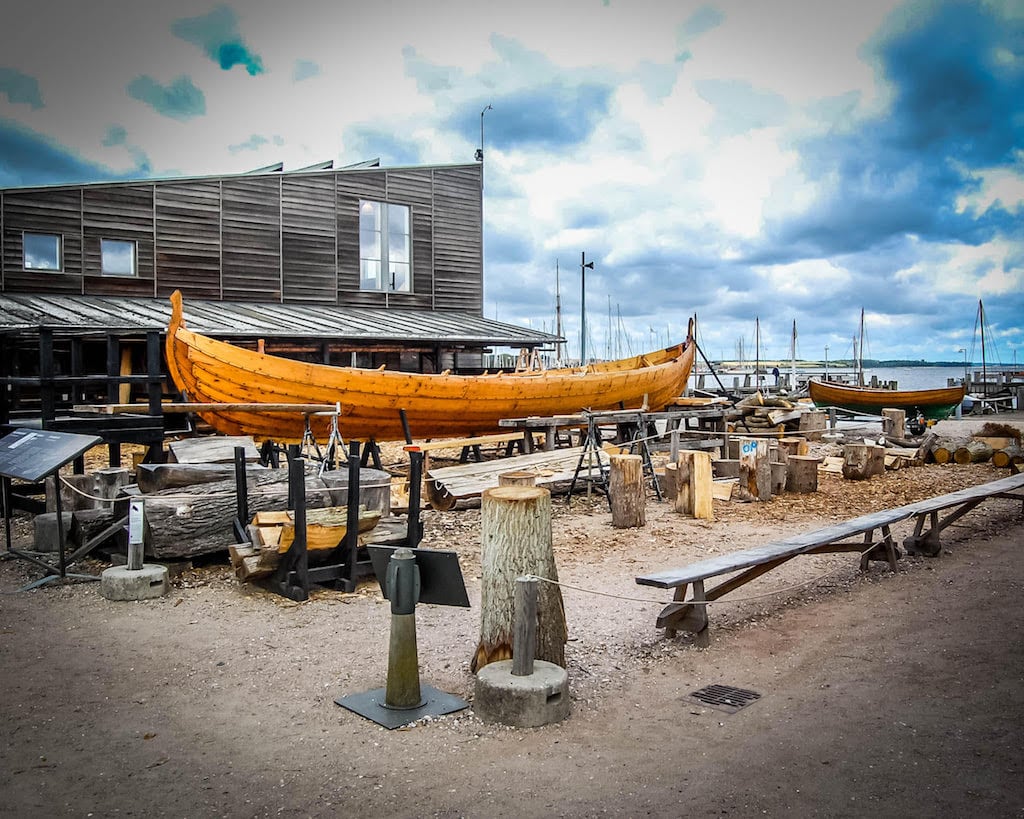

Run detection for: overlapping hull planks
[[808, 379, 966, 420], [165, 291, 696, 442]]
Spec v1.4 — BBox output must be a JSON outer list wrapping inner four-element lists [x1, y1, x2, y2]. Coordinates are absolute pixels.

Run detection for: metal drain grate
[[686, 684, 761, 714]]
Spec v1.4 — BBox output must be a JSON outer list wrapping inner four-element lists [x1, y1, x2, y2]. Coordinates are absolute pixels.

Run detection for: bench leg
[[903, 511, 941, 557], [657, 582, 710, 646], [859, 526, 902, 570]]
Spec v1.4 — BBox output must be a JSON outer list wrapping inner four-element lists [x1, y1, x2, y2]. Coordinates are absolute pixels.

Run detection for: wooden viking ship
[[165, 291, 696, 442], [808, 379, 966, 420]]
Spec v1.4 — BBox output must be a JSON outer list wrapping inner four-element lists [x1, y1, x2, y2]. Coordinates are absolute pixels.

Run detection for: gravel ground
[[1, 414, 1022, 817]]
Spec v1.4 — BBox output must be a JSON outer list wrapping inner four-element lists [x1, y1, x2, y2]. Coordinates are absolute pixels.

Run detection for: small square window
[[24, 233, 62, 270], [101, 239, 137, 276]]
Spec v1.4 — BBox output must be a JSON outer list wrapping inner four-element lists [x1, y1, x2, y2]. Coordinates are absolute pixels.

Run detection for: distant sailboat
[[808, 307, 966, 420]]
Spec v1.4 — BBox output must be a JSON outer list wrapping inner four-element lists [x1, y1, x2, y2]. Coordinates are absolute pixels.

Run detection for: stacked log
[[992, 445, 1024, 470], [931, 438, 969, 464], [953, 440, 994, 464]]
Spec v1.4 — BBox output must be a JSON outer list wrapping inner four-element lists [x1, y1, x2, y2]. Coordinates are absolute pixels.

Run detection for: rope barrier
[[523, 541, 881, 607], [58, 474, 395, 505]]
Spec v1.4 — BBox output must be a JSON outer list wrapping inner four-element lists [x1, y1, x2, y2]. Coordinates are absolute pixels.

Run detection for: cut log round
[[473, 486, 566, 674], [498, 470, 538, 487], [842, 443, 885, 480], [785, 455, 821, 493], [992, 445, 1024, 469], [953, 440, 994, 464], [609, 454, 645, 528], [932, 438, 968, 465], [881, 408, 906, 438]]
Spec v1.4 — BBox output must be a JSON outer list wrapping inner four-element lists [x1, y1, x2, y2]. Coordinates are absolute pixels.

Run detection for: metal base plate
[[336, 684, 469, 729]]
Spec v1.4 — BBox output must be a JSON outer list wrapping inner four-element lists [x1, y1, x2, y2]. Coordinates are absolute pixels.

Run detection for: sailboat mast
[[555, 260, 563, 367], [755, 316, 761, 388], [790, 319, 797, 387], [980, 299, 987, 396], [858, 308, 865, 386]]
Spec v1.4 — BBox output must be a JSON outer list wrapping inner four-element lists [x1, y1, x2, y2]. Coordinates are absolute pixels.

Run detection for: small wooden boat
[[165, 291, 696, 442], [808, 379, 966, 420]]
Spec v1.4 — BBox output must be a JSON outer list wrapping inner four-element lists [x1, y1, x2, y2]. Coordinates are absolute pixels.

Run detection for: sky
[[1, 0, 1022, 366]]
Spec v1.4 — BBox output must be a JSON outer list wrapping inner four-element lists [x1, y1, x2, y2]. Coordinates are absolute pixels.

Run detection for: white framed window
[[101, 239, 137, 276], [359, 200, 411, 292], [23, 232, 62, 270]]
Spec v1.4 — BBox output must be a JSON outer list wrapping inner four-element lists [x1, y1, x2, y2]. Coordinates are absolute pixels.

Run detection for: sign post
[[0, 428, 103, 589], [336, 545, 470, 729]]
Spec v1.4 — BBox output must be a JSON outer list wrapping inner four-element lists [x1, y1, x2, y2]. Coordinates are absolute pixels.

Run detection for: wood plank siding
[[1, 162, 483, 313], [155, 182, 221, 300]]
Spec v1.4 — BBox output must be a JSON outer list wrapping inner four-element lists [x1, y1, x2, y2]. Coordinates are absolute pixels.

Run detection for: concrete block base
[[33, 512, 75, 553], [100, 565, 169, 601], [474, 660, 570, 728]]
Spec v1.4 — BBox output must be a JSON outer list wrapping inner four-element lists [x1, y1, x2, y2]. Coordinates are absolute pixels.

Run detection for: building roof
[[0, 294, 559, 348]]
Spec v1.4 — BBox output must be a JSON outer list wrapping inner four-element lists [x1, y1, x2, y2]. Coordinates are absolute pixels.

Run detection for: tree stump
[[770, 461, 787, 495], [798, 410, 827, 440], [663, 462, 680, 501], [609, 454, 645, 528], [736, 438, 771, 501], [712, 458, 740, 478], [881, 408, 906, 439], [953, 440, 994, 464], [473, 486, 567, 673], [673, 451, 713, 519], [776, 437, 808, 462], [498, 471, 537, 487], [785, 455, 821, 493], [842, 443, 885, 480]]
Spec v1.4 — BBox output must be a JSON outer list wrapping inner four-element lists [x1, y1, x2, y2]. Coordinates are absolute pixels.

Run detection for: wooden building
[[0, 160, 558, 426]]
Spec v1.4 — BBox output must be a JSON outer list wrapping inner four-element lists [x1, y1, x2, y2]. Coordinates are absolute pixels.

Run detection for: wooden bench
[[636, 472, 1024, 646]]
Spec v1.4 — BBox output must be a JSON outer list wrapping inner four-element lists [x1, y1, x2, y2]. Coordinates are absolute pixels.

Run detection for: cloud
[[759, 0, 1024, 260], [102, 125, 127, 147], [342, 125, 423, 167], [293, 59, 320, 82], [127, 75, 206, 120], [227, 133, 284, 154], [452, 82, 615, 153], [402, 46, 459, 93], [0, 67, 43, 108], [695, 78, 789, 137], [0, 118, 131, 187], [679, 5, 726, 40], [172, 5, 265, 76]]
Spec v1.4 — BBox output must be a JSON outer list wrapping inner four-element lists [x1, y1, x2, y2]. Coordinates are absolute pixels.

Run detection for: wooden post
[[609, 453, 645, 528], [785, 455, 822, 493], [842, 443, 885, 480], [511, 577, 538, 677], [473, 486, 567, 673], [881, 408, 906, 439]]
